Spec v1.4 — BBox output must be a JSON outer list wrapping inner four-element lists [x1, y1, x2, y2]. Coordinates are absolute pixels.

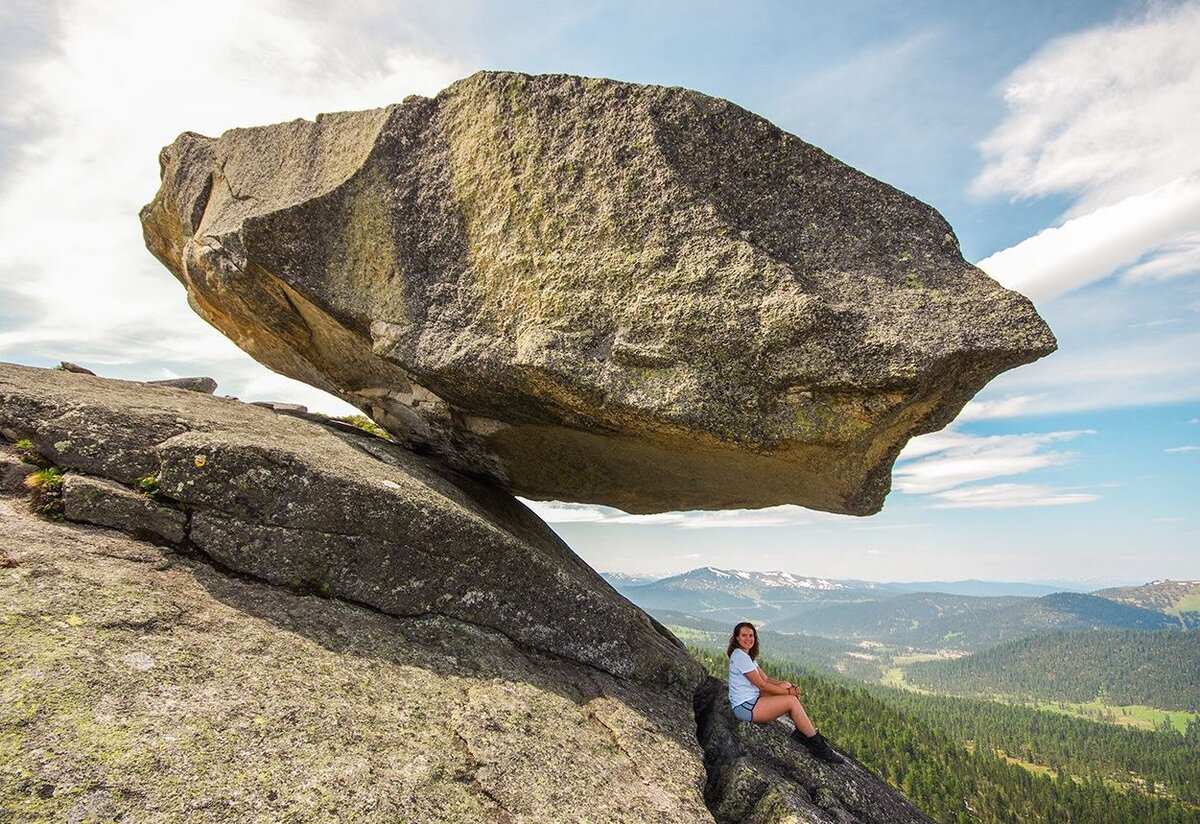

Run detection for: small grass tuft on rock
[[24, 466, 65, 519], [333, 414, 392, 440], [13, 438, 48, 467]]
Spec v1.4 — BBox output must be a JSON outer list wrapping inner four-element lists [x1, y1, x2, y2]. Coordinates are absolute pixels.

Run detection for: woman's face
[[737, 626, 755, 652]]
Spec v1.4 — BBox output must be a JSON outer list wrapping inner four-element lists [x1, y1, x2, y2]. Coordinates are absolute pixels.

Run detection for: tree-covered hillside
[[1094, 581, 1200, 629], [663, 615, 883, 679], [905, 629, 1200, 710], [613, 567, 878, 624], [692, 648, 1200, 823]]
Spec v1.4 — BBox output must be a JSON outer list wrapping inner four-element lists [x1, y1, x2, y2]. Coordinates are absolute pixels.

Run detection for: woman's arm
[[745, 667, 800, 696]]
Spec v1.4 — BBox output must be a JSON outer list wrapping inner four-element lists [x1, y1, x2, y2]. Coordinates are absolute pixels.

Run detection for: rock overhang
[[141, 70, 1056, 516]]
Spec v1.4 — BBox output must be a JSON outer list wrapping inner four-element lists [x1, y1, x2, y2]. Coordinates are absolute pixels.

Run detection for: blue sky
[[1, 1, 1196, 584]]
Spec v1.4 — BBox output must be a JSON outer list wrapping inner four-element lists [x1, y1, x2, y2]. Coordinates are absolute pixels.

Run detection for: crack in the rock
[[586, 705, 637, 763], [33, 466, 637, 689], [449, 726, 518, 822], [216, 161, 257, 203]]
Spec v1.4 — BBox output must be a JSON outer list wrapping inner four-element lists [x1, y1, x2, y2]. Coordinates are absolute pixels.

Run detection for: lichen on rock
[[1, 364, 933, 822]]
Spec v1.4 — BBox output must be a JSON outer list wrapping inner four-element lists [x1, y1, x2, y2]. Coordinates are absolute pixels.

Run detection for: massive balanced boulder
[[141, 71, 1055, 515]]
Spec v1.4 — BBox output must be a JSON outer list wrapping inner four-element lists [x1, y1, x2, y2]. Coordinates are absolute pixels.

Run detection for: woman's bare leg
[[751, 695, 817, 736]]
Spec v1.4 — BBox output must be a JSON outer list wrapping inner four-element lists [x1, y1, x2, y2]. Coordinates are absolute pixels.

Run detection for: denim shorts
[[732, 697, 758, 721]]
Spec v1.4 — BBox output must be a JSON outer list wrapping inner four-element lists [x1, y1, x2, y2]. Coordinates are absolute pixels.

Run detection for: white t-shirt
[[728, 649, 760, 706]]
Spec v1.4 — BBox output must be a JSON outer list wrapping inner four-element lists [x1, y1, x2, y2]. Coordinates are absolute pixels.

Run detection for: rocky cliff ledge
[[1, 363, 930, 822], [141, 71, 1054, 515]]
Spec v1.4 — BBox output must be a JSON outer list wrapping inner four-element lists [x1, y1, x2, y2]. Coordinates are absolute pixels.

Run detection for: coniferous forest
[[905, 629, 1200, 710], [692, 648, 1200, 823]]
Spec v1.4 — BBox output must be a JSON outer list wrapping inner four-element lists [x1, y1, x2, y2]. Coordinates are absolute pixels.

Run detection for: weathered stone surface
[[0, 362, 690, 687], [56, 361, 94, 375], [146, 376, 218, 393], [142, 70, 1055, 515], [1, 363, 932, 822], [0, 447, 36, 494], [0, 499, 711, 822], [693, 680, 929, 824], [0, 496, 931, 823], [61, 474, 187, 544]]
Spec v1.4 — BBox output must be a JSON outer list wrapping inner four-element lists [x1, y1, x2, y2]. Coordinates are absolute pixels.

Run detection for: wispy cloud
[[520, 499, 851, 529], [966, 327, 1200, 418], [976, 174, 1200, 303], [926, 483, 1101, 509], [957, 394, 1046, 422], [519, 501, 616, 523], [1123, 232, 1200, 283], [783, 27, 945, 112], [973, 3, 1200, 304], [0, 0, 467, 408], [894, 429, 1094, 496], [972, 3, 1200, 213], [1165, 445, 1200, 454]]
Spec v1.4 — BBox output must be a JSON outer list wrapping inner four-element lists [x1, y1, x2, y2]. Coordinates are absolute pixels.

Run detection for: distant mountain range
[[879, 580, 1074, 598], [773, 591, 1175, 651], [602, 566, 881, 625], [604, 567, 1187, 652]]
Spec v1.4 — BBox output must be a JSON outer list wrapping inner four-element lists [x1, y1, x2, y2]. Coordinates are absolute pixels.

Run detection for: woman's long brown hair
[[726, 621, 759, 660]]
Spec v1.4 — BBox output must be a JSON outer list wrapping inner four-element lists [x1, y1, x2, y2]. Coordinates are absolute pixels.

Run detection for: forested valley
[[904, 629, 1200, 710], [693, 649, 1200, 823]]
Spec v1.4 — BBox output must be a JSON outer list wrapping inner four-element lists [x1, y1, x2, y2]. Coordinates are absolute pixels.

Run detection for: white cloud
[[896, 428, 1104, 510], [973, 3, 1200, 305], [972, 3, 1200, 213], [1123, 232, 1200, 283], [976, 174, 1200, 302], [850, 523, 922, 532], [0, 0, 467, 398], [926, 483, 1100, 510], [783, 28, 944, 113], [648, 508, 826, 530], [1165, 445, 1200, 454], [970, 327, 1200, 417], [895, 429, 1093, 495], [519, 500, 617, 524], [957, 394, 1046, 422], [519, 499, 850, 529]]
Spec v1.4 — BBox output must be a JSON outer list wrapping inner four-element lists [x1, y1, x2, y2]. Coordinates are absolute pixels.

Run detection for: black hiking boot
[[791, 729, 845, 764]]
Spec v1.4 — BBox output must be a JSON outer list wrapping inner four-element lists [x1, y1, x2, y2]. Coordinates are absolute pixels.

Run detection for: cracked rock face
[[0, 362, 694, 689], [0, 496, 712, 822], [141, 70, 1055, 515], [2, 363, 933, 822]]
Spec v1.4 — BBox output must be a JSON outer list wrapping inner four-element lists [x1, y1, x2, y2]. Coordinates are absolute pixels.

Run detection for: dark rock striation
[[0, 361, 690, 687], [1, 362, 932, 822], [141, 70, 1055, 516]]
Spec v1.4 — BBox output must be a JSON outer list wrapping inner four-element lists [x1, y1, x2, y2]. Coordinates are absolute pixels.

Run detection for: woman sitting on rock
[[727, 621, 844, 764]]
